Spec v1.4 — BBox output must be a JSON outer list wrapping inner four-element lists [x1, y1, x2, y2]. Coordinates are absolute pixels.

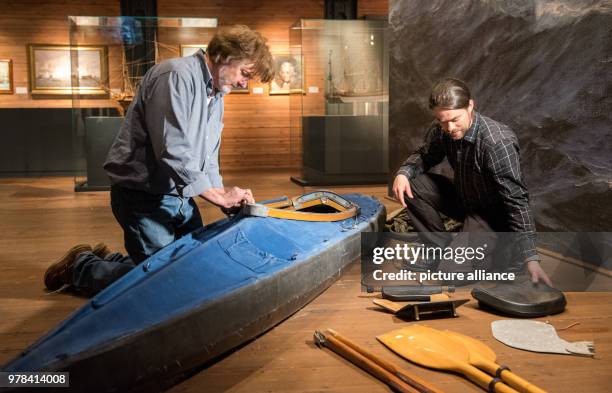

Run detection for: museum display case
[[289, 19, 389, 185], [69, 16, 217, 190]]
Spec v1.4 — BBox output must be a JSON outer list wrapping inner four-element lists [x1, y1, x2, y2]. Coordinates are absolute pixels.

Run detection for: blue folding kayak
[[3, 193, 385, 392]]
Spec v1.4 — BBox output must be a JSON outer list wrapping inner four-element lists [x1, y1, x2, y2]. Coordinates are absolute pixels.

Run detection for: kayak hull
[[3, 194, 385, 392]]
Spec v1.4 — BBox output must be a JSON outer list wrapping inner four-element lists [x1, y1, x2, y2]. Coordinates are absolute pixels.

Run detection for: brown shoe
[[92, 243, 111, 259], [44, 244, 92, 291]]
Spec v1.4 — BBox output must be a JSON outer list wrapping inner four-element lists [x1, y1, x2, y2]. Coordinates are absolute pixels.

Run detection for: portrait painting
[[269, 54, 302, 95]]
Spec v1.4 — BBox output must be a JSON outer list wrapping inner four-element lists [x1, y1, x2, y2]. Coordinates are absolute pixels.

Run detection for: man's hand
[[243, 188, 254, 204], [223, 186, 254, 206], [200, 186, 255, 209], [392, 174, 413, 207], [527, 260, 553, 286]]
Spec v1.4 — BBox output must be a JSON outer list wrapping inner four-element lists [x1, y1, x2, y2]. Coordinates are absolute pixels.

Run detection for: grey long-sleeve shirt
[[104, 50, 224, 198]]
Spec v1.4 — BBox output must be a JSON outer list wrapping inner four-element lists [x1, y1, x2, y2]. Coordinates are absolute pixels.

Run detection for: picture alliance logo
[[371, 243, 487, 265]]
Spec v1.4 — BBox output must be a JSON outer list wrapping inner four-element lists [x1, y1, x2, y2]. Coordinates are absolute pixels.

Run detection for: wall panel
[[358, 0, 388, 18], [0, 0, 388, 173], [158, 0, 324, 169], [0, 0, 120, 109]]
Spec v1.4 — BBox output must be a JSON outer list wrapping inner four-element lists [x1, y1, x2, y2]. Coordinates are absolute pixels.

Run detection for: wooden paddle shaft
[[500, 369, 547, 393], [478, 362, 547, 393], [459, 363, 519, 393], [442, 330, 547, 393], [326, 329, 444, 393], [315, 331, 420, 393]]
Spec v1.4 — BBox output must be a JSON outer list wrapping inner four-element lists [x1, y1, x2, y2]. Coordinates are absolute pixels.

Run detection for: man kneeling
[[392, 78, 551, 285], [44, 25, 274, 294]]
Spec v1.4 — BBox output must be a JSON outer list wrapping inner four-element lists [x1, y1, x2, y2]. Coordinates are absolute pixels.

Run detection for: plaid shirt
[[397, 112, 539, 262]]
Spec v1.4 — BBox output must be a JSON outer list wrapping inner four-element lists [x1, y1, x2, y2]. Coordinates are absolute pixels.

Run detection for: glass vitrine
[[289, 19, 389, 186]]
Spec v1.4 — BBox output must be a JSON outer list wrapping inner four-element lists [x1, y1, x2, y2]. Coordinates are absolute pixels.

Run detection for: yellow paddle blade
[[376, 325, 470, 371], [378, 326, 522, 393], [443, 330, 497, 362]]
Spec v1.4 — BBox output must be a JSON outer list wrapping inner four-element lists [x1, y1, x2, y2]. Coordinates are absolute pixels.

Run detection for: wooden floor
[[1, 171, 611, 392]]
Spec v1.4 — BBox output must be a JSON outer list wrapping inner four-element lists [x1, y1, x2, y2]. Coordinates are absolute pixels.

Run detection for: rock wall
[[389, 0, 611, 231]]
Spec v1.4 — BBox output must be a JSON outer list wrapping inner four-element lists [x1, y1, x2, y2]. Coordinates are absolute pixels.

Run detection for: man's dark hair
[[429, 78, 471, 109]]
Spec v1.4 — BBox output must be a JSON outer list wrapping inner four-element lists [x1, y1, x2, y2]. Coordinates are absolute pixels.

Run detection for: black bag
[[471, 280, 566, 317]]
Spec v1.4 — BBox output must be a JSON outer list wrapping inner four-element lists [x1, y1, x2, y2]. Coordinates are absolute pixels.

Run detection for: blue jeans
[[73, 185, 203, 293]]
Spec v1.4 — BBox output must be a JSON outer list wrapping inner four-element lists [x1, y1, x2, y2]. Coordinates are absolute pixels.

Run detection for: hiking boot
[[44, 244, 92, 291], [92, 243, 111, 259]]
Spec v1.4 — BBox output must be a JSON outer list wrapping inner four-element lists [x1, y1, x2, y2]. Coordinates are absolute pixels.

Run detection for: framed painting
[[269, 54, 303, 95], [0, 59, 13, 94], [28, 44, 108, 96]]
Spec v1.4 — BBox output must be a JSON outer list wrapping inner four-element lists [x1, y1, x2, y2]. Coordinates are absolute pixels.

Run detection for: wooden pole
[[314, 330, 421, 393], [325, 329, 445, 393]]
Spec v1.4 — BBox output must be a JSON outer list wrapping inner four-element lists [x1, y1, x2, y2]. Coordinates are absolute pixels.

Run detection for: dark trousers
[[405, 173, 512, 275], [72, 185, 204, 294]]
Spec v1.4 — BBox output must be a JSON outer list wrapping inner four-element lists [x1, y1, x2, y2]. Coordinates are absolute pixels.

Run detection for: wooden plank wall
[[0, 0, 120, 109], [358, 0, 389, 17], [0, 0, 388, 170], [158, 0, 388, 170], [157, 0, 326, 169]]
